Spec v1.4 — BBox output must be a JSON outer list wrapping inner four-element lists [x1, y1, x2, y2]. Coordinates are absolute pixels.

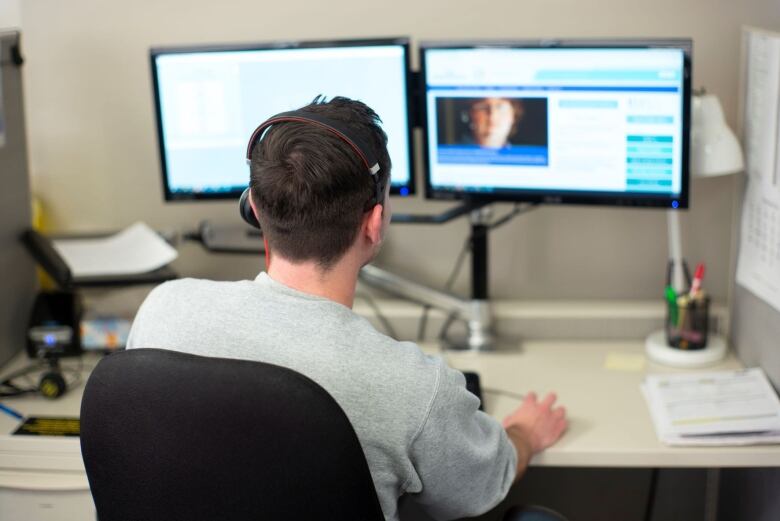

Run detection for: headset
[[239, 110, 383, 230], [0, 358, 80, 399]]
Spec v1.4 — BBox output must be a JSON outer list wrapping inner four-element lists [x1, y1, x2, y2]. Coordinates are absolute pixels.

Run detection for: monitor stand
[[360, 203, 505, 351]]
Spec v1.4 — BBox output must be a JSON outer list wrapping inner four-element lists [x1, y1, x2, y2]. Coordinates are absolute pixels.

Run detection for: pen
[[0, 403, 24, 421], [689, 263, 705, 298]]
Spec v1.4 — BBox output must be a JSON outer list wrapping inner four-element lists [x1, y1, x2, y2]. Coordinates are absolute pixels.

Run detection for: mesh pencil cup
[[665, 294, 709, 350]]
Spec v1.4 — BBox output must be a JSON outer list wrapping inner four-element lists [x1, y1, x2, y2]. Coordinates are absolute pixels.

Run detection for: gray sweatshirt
[[127, 273, 516, 521]]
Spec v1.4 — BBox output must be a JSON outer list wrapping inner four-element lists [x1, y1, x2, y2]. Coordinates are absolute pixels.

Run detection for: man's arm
[[503, 392, 568, 480], [406, 361, 518, 521]]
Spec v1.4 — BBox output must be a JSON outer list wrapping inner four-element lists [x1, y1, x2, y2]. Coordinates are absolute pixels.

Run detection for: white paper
[[642, 368, 780, 446], [52, 222, 178, 278], [743, 30, 780, 185], [736, 28, 780, 313]]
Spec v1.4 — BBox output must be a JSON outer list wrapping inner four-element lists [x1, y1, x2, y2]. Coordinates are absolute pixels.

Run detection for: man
[[127, 96, 567, 521]]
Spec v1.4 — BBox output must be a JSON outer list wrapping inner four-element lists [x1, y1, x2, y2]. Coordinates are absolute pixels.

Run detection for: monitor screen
[[420, 40, 691, 208], [151, 38, 414, 200]]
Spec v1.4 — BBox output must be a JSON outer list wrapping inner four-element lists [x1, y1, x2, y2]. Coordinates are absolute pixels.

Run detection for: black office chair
[[80, 348, 385, 521], [503, 505, 570, 521]]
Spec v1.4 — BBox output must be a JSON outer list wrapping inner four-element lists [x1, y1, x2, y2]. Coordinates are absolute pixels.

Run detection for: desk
[[0, 355, 94, 520], [1, 341, 780, 519], [431, 340, 780, 468]]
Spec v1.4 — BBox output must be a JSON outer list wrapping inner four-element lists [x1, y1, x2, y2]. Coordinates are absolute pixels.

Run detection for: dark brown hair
[[249, 96, 391, 270]]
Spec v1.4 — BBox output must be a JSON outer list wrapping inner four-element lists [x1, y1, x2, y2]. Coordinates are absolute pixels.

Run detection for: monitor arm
[[359, 265, 495, 350], [360, 205, 497, 351]]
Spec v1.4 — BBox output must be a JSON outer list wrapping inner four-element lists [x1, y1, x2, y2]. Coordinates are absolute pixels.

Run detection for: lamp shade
[[690, 94, 744, 177]]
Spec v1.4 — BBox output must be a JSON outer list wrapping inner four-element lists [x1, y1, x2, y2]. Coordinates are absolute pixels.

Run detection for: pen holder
[[665, 294, 709, 350]]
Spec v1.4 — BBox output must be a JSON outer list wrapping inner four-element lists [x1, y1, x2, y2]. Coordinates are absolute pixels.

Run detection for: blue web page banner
[[428, 85, 679, 93], [438, 145, 549, 166]]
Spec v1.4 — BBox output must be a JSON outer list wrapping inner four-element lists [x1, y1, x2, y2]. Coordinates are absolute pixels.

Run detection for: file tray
[[21, 229, 177, 289]]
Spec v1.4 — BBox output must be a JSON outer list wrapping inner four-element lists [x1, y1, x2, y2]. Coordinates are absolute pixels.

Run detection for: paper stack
[[642, 368, 780, 446], [51, 222, 177, 278]]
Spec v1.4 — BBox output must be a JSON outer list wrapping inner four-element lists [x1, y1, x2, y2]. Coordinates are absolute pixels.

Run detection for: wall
[[0, 0, 20, 29], [15, 0, 780, 303]]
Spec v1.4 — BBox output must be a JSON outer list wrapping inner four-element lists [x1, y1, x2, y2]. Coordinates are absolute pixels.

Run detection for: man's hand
[[502, 392, 567, 479]]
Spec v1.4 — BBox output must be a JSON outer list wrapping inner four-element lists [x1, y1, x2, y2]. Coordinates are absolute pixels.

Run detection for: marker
[[665, 286, 678, 327], [0, 403, 24, 421], [676, 295, 690, 329], [689, 263, 705, 298]]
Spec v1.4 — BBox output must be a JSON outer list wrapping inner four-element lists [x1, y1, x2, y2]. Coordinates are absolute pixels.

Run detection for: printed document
[[643, 368, 780, 446]]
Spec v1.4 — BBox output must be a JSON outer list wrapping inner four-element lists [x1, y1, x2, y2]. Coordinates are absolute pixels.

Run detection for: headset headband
[[240, 110, 385, 229], [241, 110, 384, 230], [247, 109, 381, 193], [245, 111, 381, 175]]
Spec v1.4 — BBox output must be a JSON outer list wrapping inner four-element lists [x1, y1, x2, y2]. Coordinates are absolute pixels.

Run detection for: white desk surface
[[428, 340, 780, 468], [1, 340, 779, 488]]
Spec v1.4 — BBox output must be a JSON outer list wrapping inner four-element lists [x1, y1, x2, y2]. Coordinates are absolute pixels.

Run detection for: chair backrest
[[80, 348, 385, 521], [503, 505, 571, 521]]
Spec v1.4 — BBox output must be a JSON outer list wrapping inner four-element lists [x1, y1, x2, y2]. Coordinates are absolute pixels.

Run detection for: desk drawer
[[0, 487, 97, 521], [0, 474, 94, 521]]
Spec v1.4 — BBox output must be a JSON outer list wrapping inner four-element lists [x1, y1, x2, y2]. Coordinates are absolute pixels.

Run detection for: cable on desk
[[417, 234, 471, 341], [437, 310, 461, 344], [0, 379, 37, 398], [482, 387, 525, 401], [0, 356, 87, 398], [60, 358, 85, 391]]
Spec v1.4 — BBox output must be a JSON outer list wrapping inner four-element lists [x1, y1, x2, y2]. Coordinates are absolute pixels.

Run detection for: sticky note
[[604, 352, 646, 372]]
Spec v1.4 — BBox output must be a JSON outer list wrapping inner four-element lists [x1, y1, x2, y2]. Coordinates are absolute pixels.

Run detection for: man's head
[[248, 96, 391, 271], [468, 97, 524, 148]]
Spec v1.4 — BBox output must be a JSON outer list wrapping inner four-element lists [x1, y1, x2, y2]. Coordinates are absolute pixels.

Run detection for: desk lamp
[[646, 92, 744, 367]]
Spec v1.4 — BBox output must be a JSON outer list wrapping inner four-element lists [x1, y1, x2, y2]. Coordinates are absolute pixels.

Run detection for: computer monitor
[[420, 39, 691, 208], [151, 38, 414, 200]]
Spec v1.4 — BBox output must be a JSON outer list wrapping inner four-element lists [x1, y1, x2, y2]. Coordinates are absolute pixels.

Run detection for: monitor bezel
[[419, 38, 692, 209], [150, 37, 416, 202]]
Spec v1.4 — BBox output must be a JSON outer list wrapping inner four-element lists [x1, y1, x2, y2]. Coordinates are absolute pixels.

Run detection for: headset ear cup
[[39, 371, 67, 399], [239, 188, 262, 230]]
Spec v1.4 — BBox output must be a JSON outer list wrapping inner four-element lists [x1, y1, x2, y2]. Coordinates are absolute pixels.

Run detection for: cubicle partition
[[0, 30, 36, 367], [718, 26, 780, 521]]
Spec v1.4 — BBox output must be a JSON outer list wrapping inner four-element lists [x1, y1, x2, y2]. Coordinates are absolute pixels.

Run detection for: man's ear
[[364, 203, 385, 246], [249, 192, 260, 222]]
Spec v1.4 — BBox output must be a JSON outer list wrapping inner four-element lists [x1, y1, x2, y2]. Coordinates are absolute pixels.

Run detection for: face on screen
[[468, 98, 524, 148]]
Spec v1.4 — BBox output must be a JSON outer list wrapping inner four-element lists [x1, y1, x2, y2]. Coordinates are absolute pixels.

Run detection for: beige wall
[[17, 0, 780, 301], [0, 0, 21, 29]]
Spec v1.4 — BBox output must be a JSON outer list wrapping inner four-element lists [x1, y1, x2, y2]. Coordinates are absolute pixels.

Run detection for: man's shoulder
[[149, 277, 241, 294], [132, 278, 256, 327], [143, 277, 254, 304]]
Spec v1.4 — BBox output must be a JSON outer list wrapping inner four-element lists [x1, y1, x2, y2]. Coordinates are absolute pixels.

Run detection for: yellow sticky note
[[604, 352, 646, 372]]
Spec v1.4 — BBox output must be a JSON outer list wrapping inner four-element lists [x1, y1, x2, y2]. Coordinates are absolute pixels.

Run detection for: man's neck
[[266, 255, 361, 308]]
